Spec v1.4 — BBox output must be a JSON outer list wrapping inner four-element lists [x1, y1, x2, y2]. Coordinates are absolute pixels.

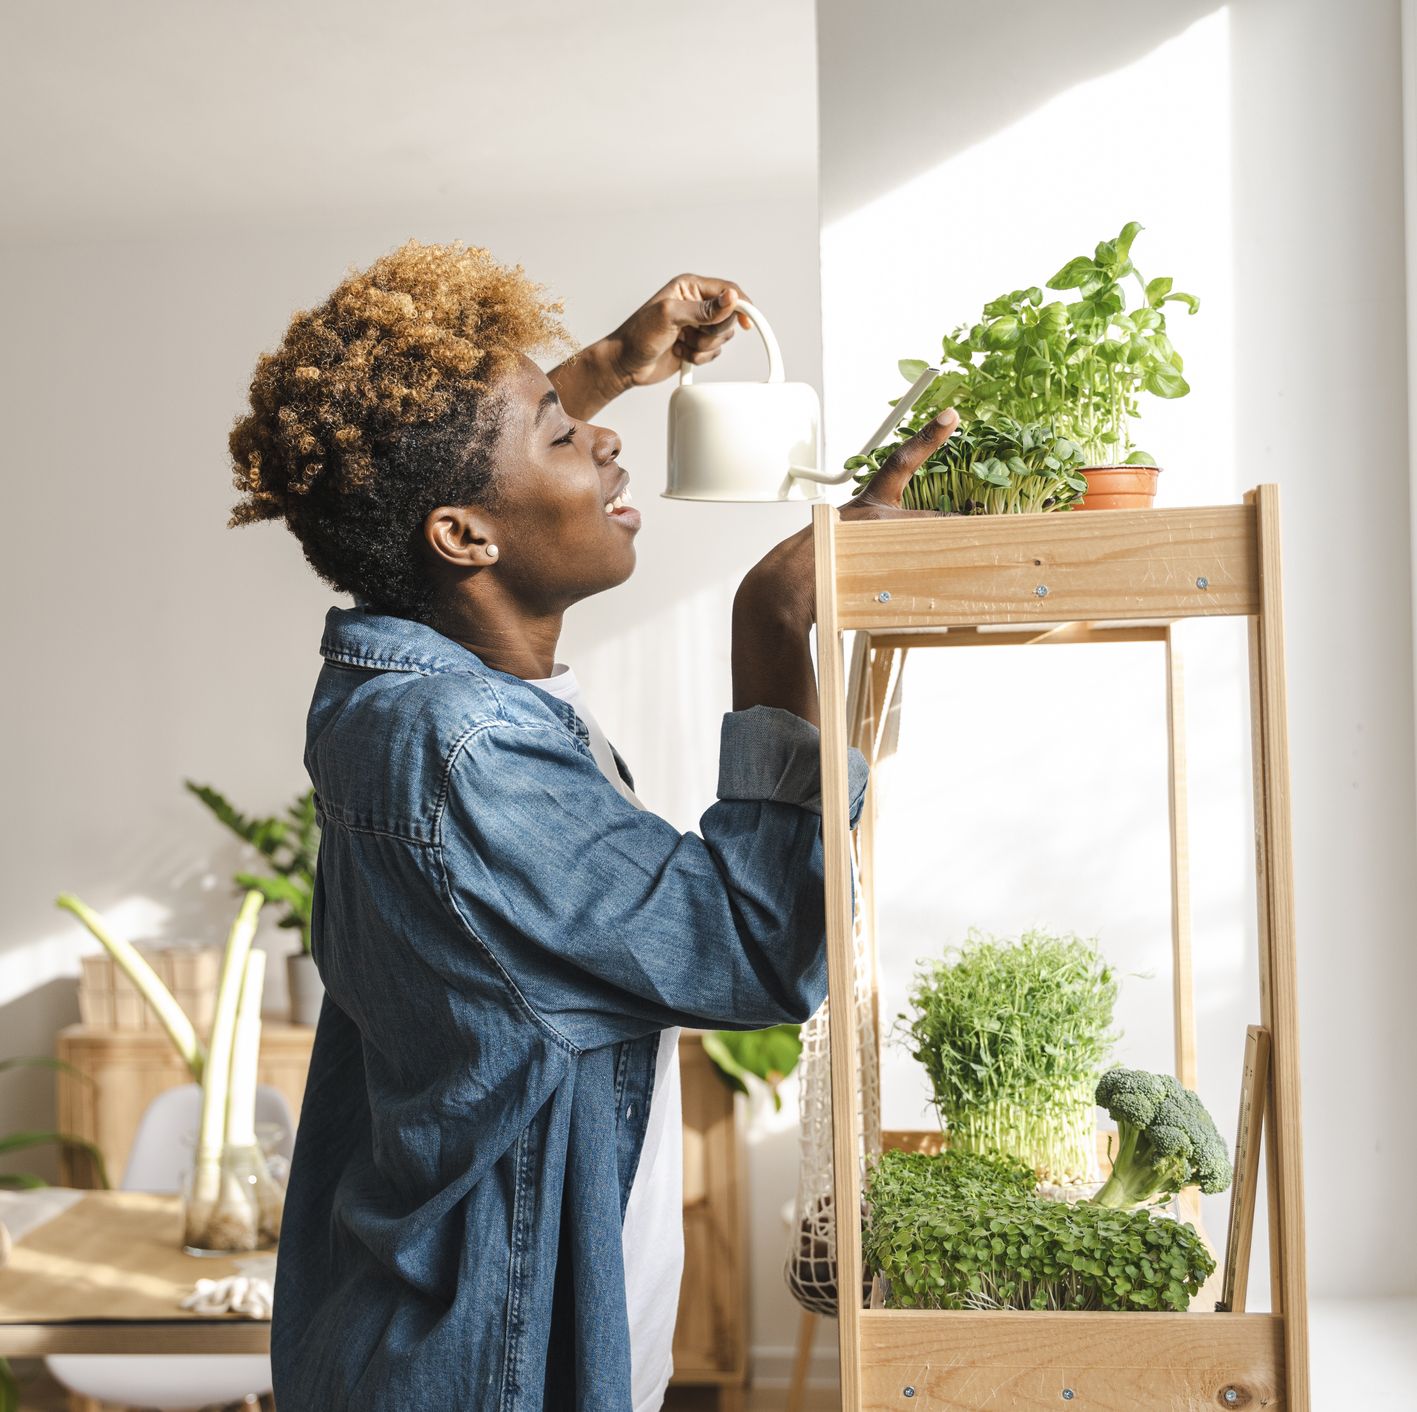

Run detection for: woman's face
[[427, 354, 641, 611]]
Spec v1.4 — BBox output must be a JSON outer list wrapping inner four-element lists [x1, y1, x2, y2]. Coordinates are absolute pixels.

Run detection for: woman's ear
[[423, 505, 501, 569]]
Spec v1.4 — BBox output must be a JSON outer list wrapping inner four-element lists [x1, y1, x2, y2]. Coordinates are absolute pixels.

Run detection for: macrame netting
[[783, 651, 903, 1316]]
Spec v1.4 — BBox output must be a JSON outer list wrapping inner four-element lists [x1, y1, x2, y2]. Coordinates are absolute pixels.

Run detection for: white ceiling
[[0, 0, 818, 235]]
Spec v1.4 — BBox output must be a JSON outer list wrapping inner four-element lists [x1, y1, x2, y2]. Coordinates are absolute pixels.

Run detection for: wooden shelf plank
[[858, 1310, 1283, 1410], [833, 505, 1258, 629]]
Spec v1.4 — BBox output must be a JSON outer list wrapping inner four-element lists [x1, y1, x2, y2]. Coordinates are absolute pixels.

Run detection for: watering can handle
[[787, 363, 944, 486], [679, 300, 784, 386]]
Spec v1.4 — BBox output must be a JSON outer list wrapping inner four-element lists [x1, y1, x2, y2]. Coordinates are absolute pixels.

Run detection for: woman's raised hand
[[730, 409, 959, 722]]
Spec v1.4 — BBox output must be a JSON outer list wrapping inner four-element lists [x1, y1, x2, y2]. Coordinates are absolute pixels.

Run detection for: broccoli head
[[1090, 1068, 1232, 1210]]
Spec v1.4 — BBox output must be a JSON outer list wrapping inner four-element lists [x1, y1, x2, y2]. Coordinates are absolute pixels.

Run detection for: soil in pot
[[1075, 464, 1160, 510]]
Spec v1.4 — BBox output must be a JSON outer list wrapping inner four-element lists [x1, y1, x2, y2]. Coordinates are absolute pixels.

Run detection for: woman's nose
[[592, 426, 621, 465]]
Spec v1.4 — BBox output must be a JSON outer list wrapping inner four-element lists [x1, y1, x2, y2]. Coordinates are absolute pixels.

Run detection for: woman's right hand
[[730, 409, 960, 724]]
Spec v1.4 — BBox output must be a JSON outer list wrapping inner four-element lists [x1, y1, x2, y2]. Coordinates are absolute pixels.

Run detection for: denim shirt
[[271, 607, 868, 1411]]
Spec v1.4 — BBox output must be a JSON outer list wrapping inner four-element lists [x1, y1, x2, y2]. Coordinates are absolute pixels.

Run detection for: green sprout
[[901, 930, 1117, 1184]]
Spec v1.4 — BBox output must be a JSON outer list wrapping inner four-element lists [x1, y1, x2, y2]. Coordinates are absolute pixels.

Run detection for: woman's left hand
[[606, 274, 753, 388]]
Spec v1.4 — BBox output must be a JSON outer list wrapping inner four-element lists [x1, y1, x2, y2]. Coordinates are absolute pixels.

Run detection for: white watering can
[[663, 301, 941, 502]]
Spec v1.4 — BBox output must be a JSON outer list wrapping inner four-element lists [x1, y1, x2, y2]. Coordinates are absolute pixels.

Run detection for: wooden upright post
[[813, 503, 864, 1410], [1245, 484, 1310, 1409], [1165, 624, 1199, 1094]]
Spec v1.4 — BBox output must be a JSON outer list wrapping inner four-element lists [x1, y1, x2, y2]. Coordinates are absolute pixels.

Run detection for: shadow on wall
[[816, 0, 1222, 223]]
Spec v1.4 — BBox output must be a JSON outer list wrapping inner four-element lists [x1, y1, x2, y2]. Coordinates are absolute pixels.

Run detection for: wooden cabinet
[[54, 1024, 748, 1406]]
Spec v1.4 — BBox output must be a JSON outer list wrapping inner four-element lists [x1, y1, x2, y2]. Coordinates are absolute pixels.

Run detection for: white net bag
[[783, 646, 903, 1316]]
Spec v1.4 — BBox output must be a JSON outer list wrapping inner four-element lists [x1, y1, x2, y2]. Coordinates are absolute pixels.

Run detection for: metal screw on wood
[[902, 1388, 916, 1399], [1035, 584, 1049, 597], [878, 590, 892, 603], [1061, 1392, 1075, 1402], [1196, 576, 1209, 590], [1223, 1390, 1239, 1406]]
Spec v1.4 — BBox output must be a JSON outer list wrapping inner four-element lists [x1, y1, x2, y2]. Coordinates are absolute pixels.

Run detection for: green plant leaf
[[1124, 449, 1157, 466], [1143, 366, 1190, 398], [0, 1131, 110, 1188], [0, 1056, 93, 1084], [0, 1172, 48, 1190], [1047, 256, 1097, 291], [702, 1025, 803, 1112], [1113, 221, 1144, 263], [899, 358, 929, 382], [0, 1355, 18, 1412], [233, 871, 311, 919]]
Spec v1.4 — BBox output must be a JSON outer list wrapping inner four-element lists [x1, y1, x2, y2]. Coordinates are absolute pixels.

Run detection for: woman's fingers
[[662, 280, 753, 333], [673, 342, 725, 366], [677, 314, 740, 352], [858, 409, 960, 506]]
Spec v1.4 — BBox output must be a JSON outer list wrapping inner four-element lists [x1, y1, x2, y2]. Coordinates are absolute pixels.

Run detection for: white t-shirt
[[526, 662, 683, 1412]]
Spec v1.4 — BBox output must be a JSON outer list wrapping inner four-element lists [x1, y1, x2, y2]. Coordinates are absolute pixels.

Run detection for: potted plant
[[186, 782, 323, 1025], [862, 222, 1198, 510]]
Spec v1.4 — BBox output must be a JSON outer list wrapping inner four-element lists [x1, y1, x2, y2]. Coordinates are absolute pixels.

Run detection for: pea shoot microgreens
[[900, 929, 1118, 1185]]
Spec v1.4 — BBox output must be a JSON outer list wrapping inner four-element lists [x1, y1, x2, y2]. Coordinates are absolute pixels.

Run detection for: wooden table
[[0, 1191, 269, 1356]]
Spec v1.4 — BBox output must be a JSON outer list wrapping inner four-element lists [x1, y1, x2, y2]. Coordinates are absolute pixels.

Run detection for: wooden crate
[[812, 489, 1309, 1410]]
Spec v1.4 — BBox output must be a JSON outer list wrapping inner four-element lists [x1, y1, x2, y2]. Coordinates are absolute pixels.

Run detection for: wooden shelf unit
[[812, 487, 1309, 1410]]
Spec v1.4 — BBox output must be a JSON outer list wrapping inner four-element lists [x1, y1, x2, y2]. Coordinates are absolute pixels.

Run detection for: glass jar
[[180, 1143, 264, 1257]]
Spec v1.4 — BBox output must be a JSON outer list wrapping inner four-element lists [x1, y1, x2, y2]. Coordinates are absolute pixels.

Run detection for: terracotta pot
[[1075, 464, 1160, 511]]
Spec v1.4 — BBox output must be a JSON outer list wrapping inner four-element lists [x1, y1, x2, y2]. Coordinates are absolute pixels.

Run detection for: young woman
[[228, 241, 954, 1411]]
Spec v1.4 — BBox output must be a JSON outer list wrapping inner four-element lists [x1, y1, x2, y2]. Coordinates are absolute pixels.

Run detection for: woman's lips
[[608, 505, 642, 530]]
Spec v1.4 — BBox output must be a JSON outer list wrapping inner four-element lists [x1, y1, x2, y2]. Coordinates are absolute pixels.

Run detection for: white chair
[[46, 1083, 294, 1412]]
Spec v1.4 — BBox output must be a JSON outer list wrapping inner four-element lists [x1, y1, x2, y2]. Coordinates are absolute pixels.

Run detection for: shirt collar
[[318, 605, 592, 745], [319, 605, 487, 676]]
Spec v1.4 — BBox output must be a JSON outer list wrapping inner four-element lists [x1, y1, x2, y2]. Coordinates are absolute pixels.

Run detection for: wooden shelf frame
[[813, 488, 1309, 1410]]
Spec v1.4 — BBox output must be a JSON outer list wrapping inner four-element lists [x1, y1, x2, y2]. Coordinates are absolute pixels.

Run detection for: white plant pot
[[286, 951, 324, 1027]]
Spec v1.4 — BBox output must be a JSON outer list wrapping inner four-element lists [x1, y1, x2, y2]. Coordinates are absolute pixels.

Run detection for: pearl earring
[[486, 544, 499, 558]]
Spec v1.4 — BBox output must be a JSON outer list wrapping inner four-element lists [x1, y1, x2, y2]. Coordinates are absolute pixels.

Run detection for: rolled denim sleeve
[[717, 704, 870, 816], [437, 707, 869, 1051]]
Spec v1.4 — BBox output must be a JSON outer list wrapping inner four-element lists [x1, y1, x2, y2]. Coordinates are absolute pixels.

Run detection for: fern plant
[[186, 782, 319, 952]]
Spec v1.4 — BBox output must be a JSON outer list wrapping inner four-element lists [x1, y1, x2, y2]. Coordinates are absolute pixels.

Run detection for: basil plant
[[860, 221, 1199, 485]]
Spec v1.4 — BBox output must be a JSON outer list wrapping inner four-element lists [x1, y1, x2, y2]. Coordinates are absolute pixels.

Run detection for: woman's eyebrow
[[534, 389, 560, 425]]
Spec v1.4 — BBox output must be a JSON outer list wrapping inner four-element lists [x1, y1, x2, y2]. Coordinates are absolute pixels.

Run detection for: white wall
[[817, 0, 1415, 1307], [0, 0, 824, 1370]]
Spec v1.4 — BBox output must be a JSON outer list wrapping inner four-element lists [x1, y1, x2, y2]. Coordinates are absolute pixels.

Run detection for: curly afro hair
[[229, 240, 568, 621]]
